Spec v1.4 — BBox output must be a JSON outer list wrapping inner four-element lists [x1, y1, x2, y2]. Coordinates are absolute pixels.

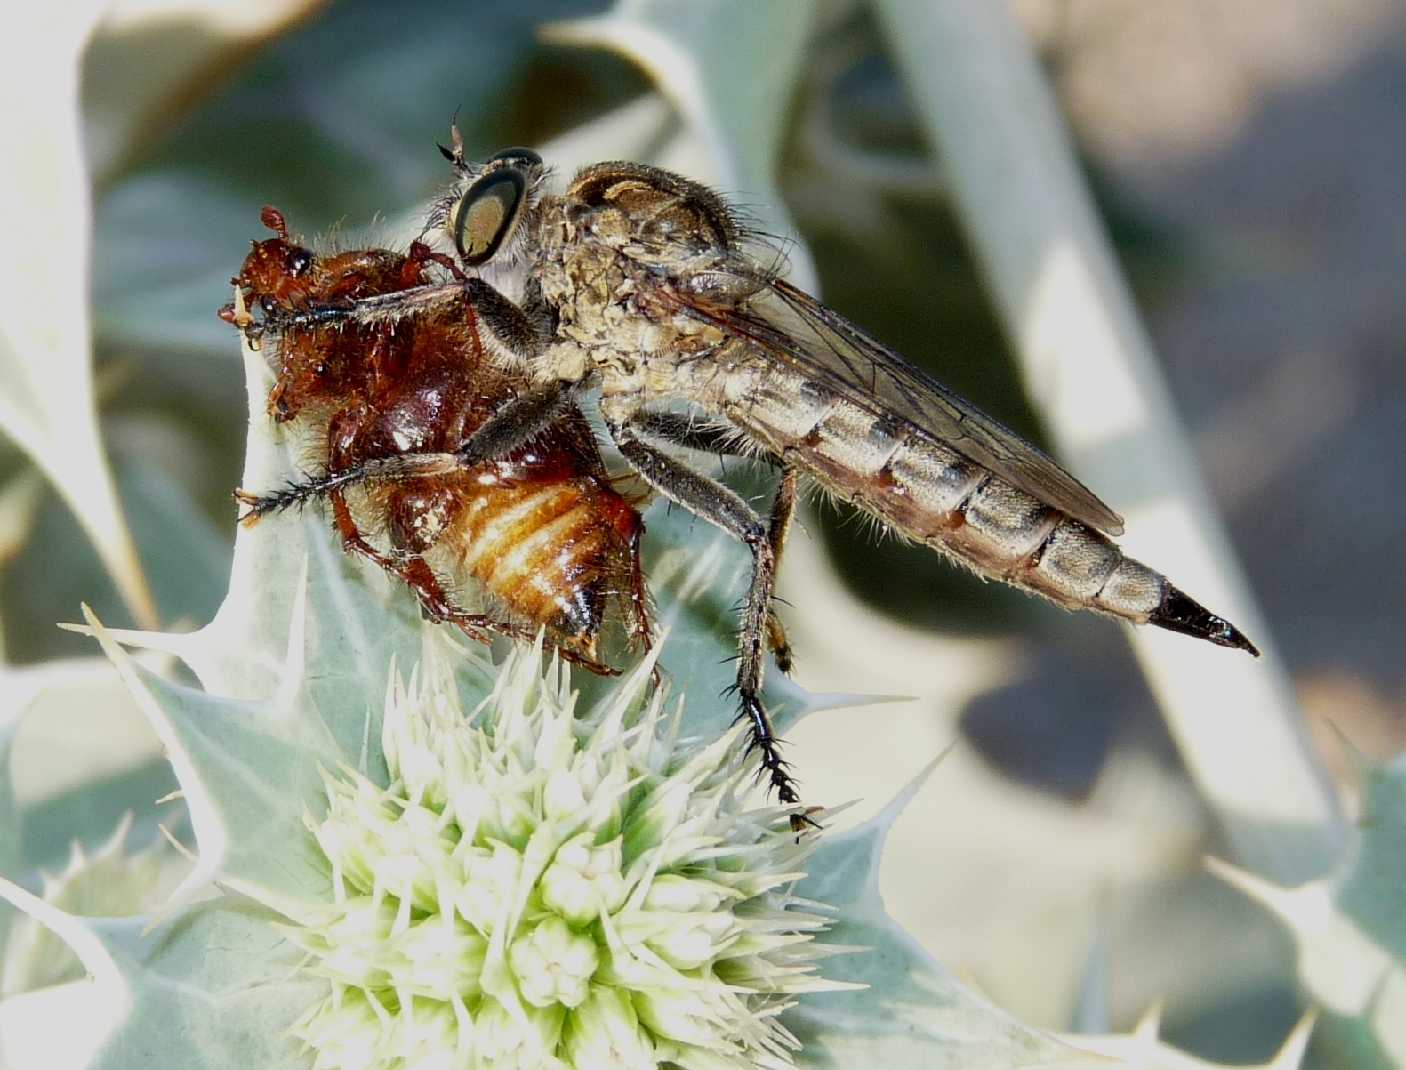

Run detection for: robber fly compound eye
[[448, 148, 541, 266], [487, 146, 542, 168]]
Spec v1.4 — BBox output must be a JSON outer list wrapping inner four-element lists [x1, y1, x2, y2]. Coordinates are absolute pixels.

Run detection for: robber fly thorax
[[245, 127, 1258, 823], [531, 163, 771, 412]]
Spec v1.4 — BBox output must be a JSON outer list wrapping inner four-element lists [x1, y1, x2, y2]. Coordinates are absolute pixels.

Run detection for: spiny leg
[[610, 423, 798, 811], [262, 279, 466, 335], [261, 274, 528, 347], [235, 380, 577, 520], [235, 274, 617, 677], [631, 411, 797, 672], [628, 411, 748, 455]]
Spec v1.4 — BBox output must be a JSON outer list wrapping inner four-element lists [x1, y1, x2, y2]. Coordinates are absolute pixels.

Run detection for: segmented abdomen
[[726, 367, 1171, 625], [447, 474, 639, 643]]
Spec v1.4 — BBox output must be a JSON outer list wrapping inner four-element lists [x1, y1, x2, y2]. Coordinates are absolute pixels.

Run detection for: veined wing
[[675, 275, 1124, 536]]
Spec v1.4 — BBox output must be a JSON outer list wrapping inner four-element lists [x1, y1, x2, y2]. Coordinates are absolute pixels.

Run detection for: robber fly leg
[[628, 411, 747, 455], [241, 280, 557, 519], [236, 460, 459, 522], [765, 466, 798, 674], [261, 271, 541, 368], [261, 279, 468, 336], [237, 381, 577, 519], [610, 424, 799, 811], [630, 411, 797, 672]]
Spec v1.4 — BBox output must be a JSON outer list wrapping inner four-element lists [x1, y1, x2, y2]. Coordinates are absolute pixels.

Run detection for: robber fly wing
[[677, 274, 1125, 537]]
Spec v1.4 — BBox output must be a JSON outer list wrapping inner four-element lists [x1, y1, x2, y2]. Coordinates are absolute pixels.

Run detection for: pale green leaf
[[1, 813, 185, 997], [546, 0, 818, 287], [0, 3, 154, 628], [790, 759, 1116, 1068], [85, 611, 343, 916], [92, 3, 567, 358], [1213, 749, 1406, 1068], [0, 976, 118, 1070], [870, 0, 1340, 882], [0, 878, 315, 1070], [84, 0, 322, 183]]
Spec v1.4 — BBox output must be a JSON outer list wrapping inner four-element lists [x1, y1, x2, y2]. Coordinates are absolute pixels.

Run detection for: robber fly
[[241, 127, 1258, 813], [221, 206, 652, 671]]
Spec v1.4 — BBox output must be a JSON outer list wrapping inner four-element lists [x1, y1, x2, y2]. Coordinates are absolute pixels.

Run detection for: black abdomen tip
[[1149, 586, 1260, 657]]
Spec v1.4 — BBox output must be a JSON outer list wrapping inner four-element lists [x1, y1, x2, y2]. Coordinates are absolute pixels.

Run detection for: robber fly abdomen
[[726, 363, 1216, 637]]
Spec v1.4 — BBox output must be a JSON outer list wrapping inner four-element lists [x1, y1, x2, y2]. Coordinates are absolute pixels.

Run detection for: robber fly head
[[431, 127, 546, 271]]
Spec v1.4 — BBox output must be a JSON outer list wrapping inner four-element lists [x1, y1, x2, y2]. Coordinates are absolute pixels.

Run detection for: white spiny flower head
[[283, 635, 850, 1070]]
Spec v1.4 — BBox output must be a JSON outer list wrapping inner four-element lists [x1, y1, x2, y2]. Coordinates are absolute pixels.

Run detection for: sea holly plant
[[0, 298, 1336, 1070], [1210, 751, 1406, 1068], [0, 343, 1133, 1069], [0, 5, 1355, 1066]]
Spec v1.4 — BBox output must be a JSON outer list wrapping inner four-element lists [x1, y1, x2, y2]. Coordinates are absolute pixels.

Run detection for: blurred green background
[[3, 1, 1403, 1066]]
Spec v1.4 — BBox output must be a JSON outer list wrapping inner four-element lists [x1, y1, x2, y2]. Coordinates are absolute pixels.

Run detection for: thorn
[[1269, 1011, 1317, 1069], [1205, 856, 1309, 929], [1132, 1001, 1163, 1041]]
